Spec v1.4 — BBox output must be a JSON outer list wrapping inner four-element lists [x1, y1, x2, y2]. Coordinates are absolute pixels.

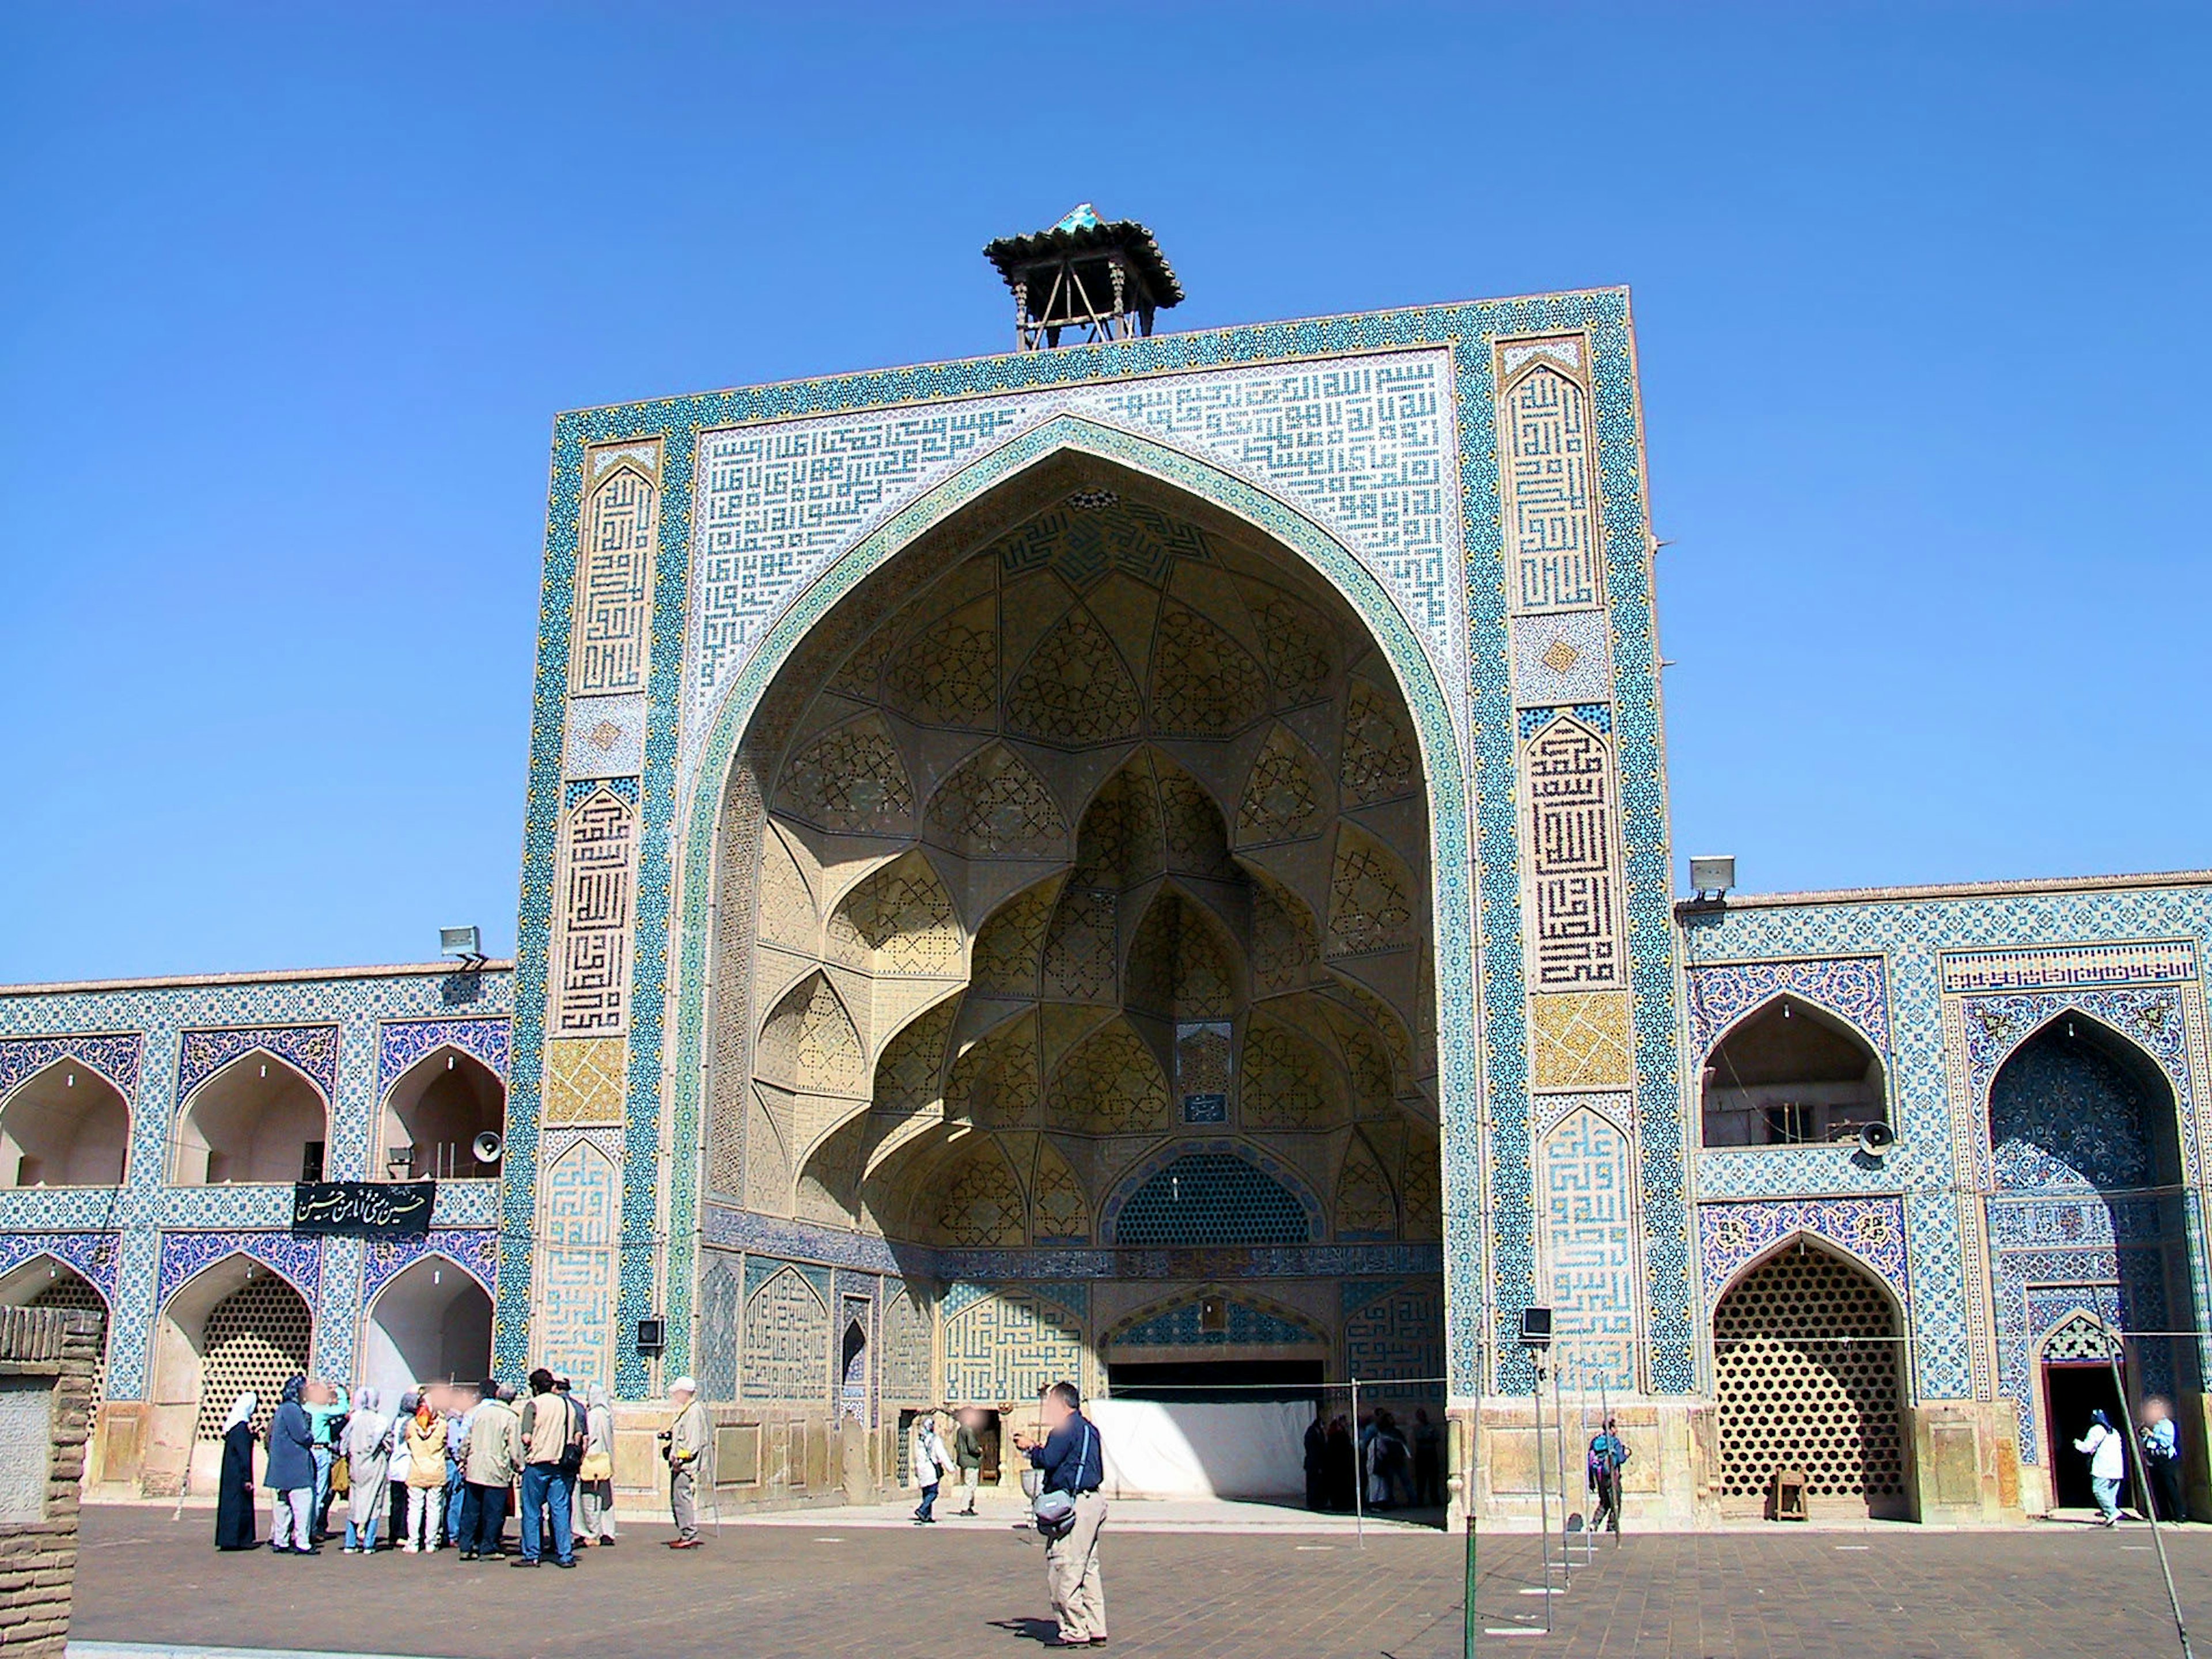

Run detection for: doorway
[[2043, 1361, 2128, 1509]]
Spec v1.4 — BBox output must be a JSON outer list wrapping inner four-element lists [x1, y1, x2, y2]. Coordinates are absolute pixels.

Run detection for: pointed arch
[[0, 1056, 130, 1187], [362, 1253, 494, 1397], [777, 711, 917, 835], [825, 849, 963, 976], [1101, 1139, 1324, 1246], [756, 971, 866, 1098], [378, 1045, 505, 1181], [1700, 991, 1888, 1149], [1046, 1018, 1170, 1135], [1987, 1009, 2181, 1193], [1101, 1285, 1328, 1351], [1124, 885, 1240, 1021], [1334, 1131, 1399, 1239], [173, 1048, 330, 1185], [655, 414, 1472, 1391]]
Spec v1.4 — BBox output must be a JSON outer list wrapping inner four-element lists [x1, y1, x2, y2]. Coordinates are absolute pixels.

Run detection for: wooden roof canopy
[[983, 203, 1184, 350]]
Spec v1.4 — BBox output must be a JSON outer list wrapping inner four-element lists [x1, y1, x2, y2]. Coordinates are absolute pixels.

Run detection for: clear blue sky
[[3, 3, 2205, 983]]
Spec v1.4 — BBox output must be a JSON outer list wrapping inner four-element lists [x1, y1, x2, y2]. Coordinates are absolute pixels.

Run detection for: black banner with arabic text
[[291, 1181, 436, 1235]]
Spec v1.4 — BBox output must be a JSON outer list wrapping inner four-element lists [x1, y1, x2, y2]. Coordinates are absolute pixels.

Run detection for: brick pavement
[[71, 1504, 2212, 1658]]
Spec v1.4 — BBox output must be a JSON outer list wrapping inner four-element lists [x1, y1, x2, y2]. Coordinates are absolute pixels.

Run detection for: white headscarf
[[222, 1392, 257, 1433], [347, 1385, 390, 1460]]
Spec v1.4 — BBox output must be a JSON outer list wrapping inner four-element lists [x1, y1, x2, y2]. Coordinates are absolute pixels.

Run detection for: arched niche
[[696, 442, 1449, 1409], [362, 1255, 494, 1399], [1701, 995, 1887, 1148], [0, 1059, 129, 1186], [378, 1047, 505, 1181], [1711, 1237, 1908, 1520], [1988, 1013, 2181, 1192], [173, 1051, 329, 1185], [145, 1256, 314, 1495]]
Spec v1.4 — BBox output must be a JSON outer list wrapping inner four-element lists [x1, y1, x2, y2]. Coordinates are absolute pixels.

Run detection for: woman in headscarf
[[2075, 1407, 2128, 1526], [402, 1387, 449, 1551], [575, 1384, 617, 1547], [264, 1374, 317, 1554], [343, 1385, 393, 1552], [214, 1392, 259, 1550], [387, 1390, 416, 1547]]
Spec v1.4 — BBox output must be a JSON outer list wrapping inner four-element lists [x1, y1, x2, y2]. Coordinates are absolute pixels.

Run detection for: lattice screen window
[[29, 1276, 108, 1405], [2043, 1312, 2121, 1362], [1713, 1249, 1904, 1501], [191, 1277, 314, 1441]]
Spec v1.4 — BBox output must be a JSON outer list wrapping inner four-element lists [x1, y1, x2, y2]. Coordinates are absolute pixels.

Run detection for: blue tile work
[[1685, 957, 1892, 1060], [0, 967, 510, 1401], [359, 1230, 498, 1304], [1680, 884, 2212, 1411], [0, 1033, 142, 1105], [374, 1019, 512, 1099], [1697, 1196, 1910, 1310], [501, 294, 1677, 1406]]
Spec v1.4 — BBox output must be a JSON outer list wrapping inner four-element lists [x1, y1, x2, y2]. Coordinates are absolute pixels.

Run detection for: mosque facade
[[6, 232, 2207, 1524]]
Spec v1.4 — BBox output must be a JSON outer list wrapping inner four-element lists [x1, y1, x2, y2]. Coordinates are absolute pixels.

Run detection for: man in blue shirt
[[2140, 1397, 2183, 1522], [1013, 1381, 1108, 1649]]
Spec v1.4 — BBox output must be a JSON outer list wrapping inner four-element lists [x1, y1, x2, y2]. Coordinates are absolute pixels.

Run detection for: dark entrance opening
[[2043, 1361, 2128, 1509], [1107, 1359, 1326, 1403]]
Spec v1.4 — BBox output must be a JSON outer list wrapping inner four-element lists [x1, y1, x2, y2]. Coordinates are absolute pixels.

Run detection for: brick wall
[[0, 1306, 101, 1657]]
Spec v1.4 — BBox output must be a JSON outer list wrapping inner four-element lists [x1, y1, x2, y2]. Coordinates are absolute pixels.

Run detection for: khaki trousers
[[671, 1463, 699, 1540], [1044, 1491, 1108, 1642]]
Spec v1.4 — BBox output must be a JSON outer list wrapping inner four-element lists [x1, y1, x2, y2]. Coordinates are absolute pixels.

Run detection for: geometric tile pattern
[[1510, 611, 1612, 707], [1537, 1108, 1638, 1388], [570, 448, 660, 698], [1685, 879, 2212, 1408], [1523, 714, 1627, 990], [562, 693, 649, 781], [0, 964, 511, 1404], [359, 1228, 498, 1305], [374, 1018, 512, 1100], [1697, 1196, 1911, 1312], [1529, 990, 1634, 1090], [541, 1036, 627, 1126]]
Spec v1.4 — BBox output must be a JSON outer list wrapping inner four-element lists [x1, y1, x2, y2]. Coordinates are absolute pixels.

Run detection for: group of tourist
[[214, 1366, 627, 1564], [2074, 1395, 2186, 1527], [1302, 1406, 1445, 1512]]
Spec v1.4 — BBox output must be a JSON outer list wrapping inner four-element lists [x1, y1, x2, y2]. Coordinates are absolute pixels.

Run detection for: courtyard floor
[[71, 1503, 2211, 1658]]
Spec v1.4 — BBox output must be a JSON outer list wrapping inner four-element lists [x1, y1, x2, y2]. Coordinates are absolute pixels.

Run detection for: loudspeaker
[[1857, 1121, 1897, 1158], [637, 1317, 667, 1353], [1519, 1306, 1554, 1349], [472, 1131, 504, 1164]]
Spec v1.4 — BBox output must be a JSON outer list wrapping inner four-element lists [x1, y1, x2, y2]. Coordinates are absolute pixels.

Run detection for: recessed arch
[[1711, 1235, 1907, 1518], [173, 1048, 331, 1185], [147, 1253, 315, 1495], [362, 1254, 494, 1399], [670, 419, 1464, 1403], [1987, 1009, 2180, 1192], [1700, 993, 1888, 1149], [0, 1057, 130, 1187], [378, 1046, 506, 1181], [1101, 1285, 1328, 1354]]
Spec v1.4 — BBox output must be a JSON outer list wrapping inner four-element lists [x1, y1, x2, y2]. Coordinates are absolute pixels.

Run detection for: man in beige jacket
[[663, 1377, 710, 1549], [459, 1377, 520, 1560]]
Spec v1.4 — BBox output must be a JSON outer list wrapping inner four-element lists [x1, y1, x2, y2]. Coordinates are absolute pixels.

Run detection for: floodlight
[[1688, 855, 1736, 902]]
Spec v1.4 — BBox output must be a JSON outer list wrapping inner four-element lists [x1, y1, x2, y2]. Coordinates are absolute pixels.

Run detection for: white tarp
[[1088, 1399, 1309, 1499]]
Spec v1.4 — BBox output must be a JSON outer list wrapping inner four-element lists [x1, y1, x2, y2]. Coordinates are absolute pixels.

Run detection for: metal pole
[[1533, 1353, 1552, 1633], [2101, 1321, 2195, 1659], [1351, 1375, 1365, 1549], [1553, 1344, 1570, 1586], [1460, 1400, 1479, 1659]]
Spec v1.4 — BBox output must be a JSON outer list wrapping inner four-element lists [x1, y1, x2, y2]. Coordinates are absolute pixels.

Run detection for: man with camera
[[1011, 1381, 1107, 1649], [660, 1377, 710, 1549]]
